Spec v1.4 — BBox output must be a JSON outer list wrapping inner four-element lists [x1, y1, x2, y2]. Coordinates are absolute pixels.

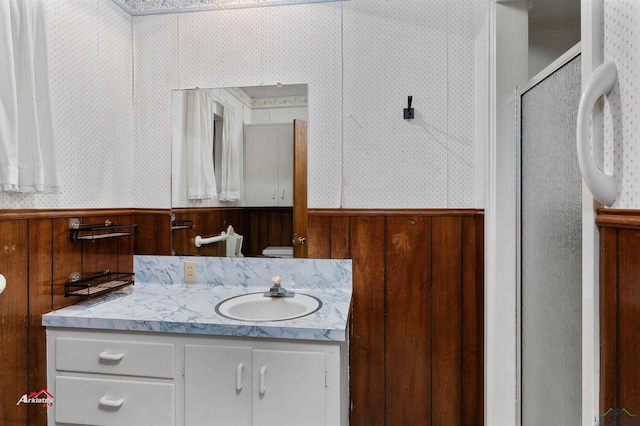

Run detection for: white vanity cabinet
[[47, 329, 347, 426], [243, 123, 293, 207]]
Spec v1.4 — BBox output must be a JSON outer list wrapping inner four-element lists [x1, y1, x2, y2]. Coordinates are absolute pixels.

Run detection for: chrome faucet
[[264, 275, 295, 297]]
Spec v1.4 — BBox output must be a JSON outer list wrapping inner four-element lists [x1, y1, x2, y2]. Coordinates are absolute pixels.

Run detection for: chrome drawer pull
[[99, 396, 124, 408], [99, 351, 124, 361]]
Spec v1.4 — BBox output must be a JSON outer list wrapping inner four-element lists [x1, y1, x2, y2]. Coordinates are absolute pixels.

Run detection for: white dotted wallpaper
[[342, 2, 447, 207], [474, 0, 489, 209], [338, 0, 487, 208], [0, 0, 488, 210], [133, 12, 178, 208], [0, 0, 134, 209], [135, 0, 488, 209], [604, 0, 640, 208], [135, 3, 345, 208]]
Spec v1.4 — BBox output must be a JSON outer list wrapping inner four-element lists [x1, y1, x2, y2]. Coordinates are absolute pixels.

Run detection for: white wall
[[133, 4, 342, 209], [529, 27, 580, 78], [603, 0, 640, 209], [0, 0, 488, 210], [0, 0, 134, 209], [341, 1, 484, 208]]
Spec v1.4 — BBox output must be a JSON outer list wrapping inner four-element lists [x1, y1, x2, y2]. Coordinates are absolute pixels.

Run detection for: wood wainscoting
[[308, 209, 484, 426], [1, 207, 483, 425], [598, 209, 640, 417], [171, 207, 292, 257]]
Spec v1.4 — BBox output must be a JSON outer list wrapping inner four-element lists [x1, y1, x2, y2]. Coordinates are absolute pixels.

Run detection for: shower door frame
[[515, 42, 583, 426], [580, 1, 605, 425]]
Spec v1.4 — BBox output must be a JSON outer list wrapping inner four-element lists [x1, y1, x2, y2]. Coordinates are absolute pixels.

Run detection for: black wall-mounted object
[[404, 96, 414, 119]]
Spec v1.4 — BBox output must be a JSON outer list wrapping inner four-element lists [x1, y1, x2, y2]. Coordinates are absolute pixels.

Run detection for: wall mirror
[[170, 84, 308, 258]]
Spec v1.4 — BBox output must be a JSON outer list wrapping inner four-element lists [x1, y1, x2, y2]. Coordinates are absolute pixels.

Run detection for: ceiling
[[112, 0, 343, 15], [114, 0, 579, 28]]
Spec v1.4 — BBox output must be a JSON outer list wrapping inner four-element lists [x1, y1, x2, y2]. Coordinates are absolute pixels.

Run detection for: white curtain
[[0, 0, 59, 193], [186, 90, 217, 200], [218, 102, 242, 201]]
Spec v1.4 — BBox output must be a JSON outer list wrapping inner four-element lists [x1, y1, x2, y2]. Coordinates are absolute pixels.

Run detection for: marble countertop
[[42, 256, 352, 342]]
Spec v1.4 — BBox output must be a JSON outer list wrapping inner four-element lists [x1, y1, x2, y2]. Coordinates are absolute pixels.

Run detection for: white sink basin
[[215, 292, 322, 322]]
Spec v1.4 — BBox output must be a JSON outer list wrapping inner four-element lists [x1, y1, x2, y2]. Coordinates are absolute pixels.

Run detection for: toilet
[[261, 246, 294, 258]]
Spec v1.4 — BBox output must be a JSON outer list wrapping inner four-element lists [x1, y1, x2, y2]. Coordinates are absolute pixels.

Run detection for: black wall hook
[[404, 96, 414, 119]]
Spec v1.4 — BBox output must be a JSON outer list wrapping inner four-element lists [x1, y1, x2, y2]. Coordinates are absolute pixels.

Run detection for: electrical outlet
[[184, 261, 197, 283]]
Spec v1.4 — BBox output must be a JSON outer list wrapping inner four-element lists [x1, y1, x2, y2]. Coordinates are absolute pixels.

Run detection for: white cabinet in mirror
[[171, 84, 307, 209], [244, 123, 294, 207]]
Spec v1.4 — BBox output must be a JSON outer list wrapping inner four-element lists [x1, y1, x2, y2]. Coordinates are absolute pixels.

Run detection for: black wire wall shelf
[[68, 218, 138, 242], [171, 219, 195, 231], [64, 270, 135, 299]]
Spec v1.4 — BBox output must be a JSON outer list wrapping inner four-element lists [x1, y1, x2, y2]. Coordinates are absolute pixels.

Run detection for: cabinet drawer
[[55, 376, 174, 426], [56, 337, 174, 378]]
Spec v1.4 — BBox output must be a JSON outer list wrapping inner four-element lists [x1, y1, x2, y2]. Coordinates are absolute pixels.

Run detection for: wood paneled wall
[[0, 219, 29, 426], [0, 208, 168, 426], [308, 209, 484, 426], [0, 206, 290, 425], [171, 207, 292, 257], [598, 209, 640, 418], [171, 208, 243, 257], [1, 207, 483, 426], [133, 210, 172, 255]]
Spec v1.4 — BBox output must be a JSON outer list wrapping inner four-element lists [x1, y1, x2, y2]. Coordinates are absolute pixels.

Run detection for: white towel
[[224, 225, 244, 257], [186, 90, 217, 200], [0, 0, 59, 193], [219, 102, 242, 201], [0, 0, 19, 191]]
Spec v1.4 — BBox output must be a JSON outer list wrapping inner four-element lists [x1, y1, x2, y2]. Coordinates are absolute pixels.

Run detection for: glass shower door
[[519, 50, 582, 425]]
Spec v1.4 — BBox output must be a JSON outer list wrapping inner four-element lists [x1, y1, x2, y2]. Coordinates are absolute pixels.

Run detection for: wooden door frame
[[293, 119, 308, 258]]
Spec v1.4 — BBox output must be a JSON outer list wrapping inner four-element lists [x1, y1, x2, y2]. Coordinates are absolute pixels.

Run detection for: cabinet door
[[184, 345, 252, 426], [277, 124, 293, 206], [244, 126, 279, 206], [253, 349, 326, 426]]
